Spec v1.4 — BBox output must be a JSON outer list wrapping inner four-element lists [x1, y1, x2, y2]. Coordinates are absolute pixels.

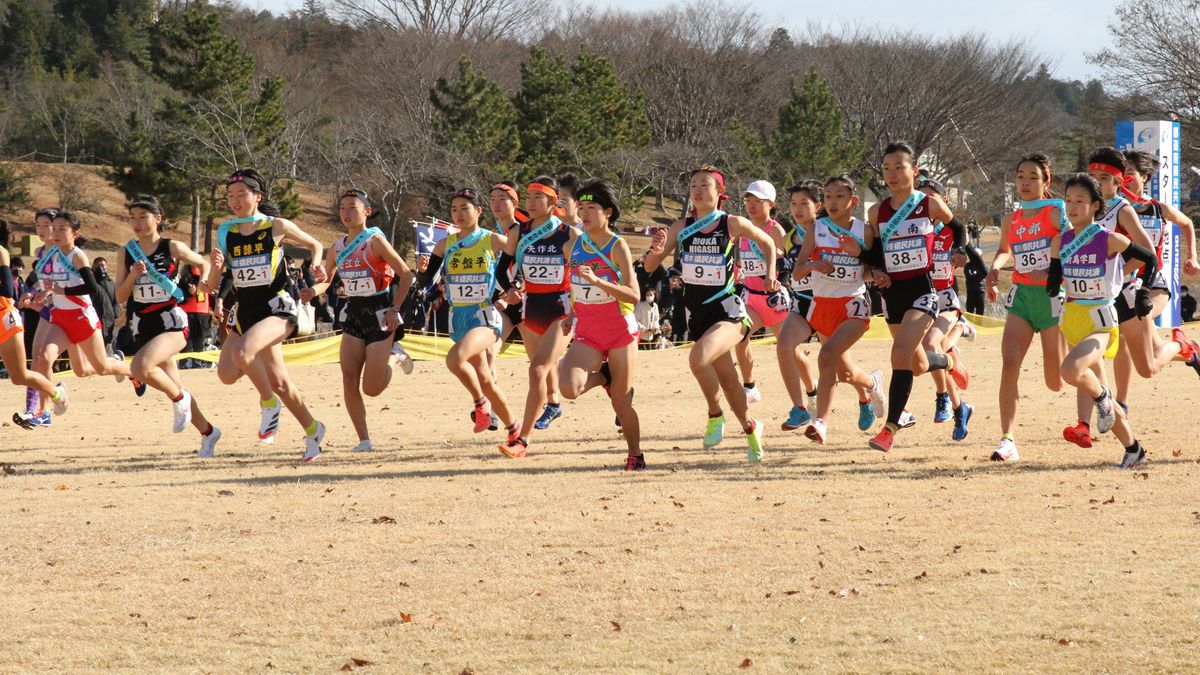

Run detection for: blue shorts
[[451, 304, 502, 343]]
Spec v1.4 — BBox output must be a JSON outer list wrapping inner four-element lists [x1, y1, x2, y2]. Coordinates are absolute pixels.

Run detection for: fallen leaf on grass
[[830, 587, 861, 598], [672, 501, 684, 508], [1103, 496, 1116, 505], [610, 620, 621, 632], [739, 658, 752, 668], [1, 464, 15, 476], [783, 590, 801, 596], [265, 662, 275, 669], [372, 516, 396, 524], [399, 612, 412, 623], [53, 485, 67, 491], [217, 490, 233, 497], [1058, 638, 1075, 647], [914, 571, 928, 580], [1174, 449, 1183, 457], [340, 657, 375, 671]]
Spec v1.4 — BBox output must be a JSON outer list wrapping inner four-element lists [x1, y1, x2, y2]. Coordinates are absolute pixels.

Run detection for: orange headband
[[527, 182, 558, 202], [1088, 162, 1124, 179], [491, 183, 519, 205]]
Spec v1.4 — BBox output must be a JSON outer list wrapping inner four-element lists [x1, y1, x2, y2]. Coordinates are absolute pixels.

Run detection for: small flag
[[411, 218, 458, 257]]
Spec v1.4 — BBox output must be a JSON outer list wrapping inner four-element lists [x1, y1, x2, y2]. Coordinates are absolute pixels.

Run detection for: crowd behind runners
[[3, 145, 1199, 471]]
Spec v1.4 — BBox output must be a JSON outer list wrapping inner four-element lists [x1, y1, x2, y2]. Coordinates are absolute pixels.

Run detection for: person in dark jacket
[[963, 246, 988, 315], [91, 257, 118, 349]]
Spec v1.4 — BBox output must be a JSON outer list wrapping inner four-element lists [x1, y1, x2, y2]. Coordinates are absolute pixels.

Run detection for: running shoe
[[302, 421, 326, 462], [744, 383, 762, 404], [1094, 387, 1116, 434], [781, 405, 812, 431], [952, 402, 973, 442], [112, 351, 127, 383], [1172, 328, 1196, 360], [934, 392, 952, 423], [745, 419, 764, 462], [960, 317, 977, 342], [1118, 446, 1146, 470], [947, 346, 970, 390], [869, 426, 894, 452], [703, 415, 725, 449], [391, 342, 415, 375], [624, 453, 646, 471], [351, 439, 374, 453], [868, 370, 886, 418], [534, 403, 562, 430], [131, 377, 147, 397], [991, 437, 1019, 462], [857, 401, 875, 431], [51, 383, 68, 416], [259, 398, 281, 443], [898, 410, 917, 429], [12, 411, 37, 430], [472, 398, 492, 434], [489, 413, 499, 431], [499, 428, 527, 458], [805, 418, 827, 445], [28, 411, 51, 428], [1063, 422, 1093, 448], [198, 426, 222, 459], [172, 390, 193, 434]]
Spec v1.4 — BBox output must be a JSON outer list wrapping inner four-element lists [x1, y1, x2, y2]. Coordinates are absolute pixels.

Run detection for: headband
[[1088, 162, 1124, 179], [491, 183, 519, 205], [527, 182, 558, 202], [226, 174, 264, 193]]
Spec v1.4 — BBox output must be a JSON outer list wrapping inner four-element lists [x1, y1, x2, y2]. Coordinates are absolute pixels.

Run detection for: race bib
[[133, 277, 172, 304], [374, 307, 394, 331], [1050, 294, 1064, 318], [931, 250, 954, 282], [448, 273, 489, 304], [740, 249, 767, 277], [2, 309, 21, 330], [521, 254, 565, 285], [340, 269, 378, 298], [1140, 215, 1164, 247], [845, 294, 871, 320], [682, 251, 726, 286], [570, 278, 613, 305], [912, 292, 939, 314], [1064, 275, 1105, 301], [883, 236, 929, 273], [1013, 239, 1051, 274], [1089, 303, 1117, 330], [1005, 285, 1018, 308], [231, 255, 272, 288], [819, 251, 863, 286]]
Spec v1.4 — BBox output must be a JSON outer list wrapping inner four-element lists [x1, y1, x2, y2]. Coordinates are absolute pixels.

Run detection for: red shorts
[[742, 289, 788, 328], [50, 306, 101, 344], [806, 294, 871, 338], [574, 313, 637, 357], [0, 299, 22, 345]]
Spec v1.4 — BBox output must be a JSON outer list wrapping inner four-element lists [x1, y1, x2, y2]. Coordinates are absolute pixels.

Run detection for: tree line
[[0, 0, 1183, 253]]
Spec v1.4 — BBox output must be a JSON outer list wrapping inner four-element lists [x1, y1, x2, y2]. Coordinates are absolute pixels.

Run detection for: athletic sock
[[171, 391, 185, 403], [304, 419, 319, 436], [743, 381, 755, 389], [886, 370, 914, 425], [744, 420, 756, 434], [474, 397, 487, 408], [202, 423, 214, 436], [1125, 440, 1142, 454], [807, 390, 817, 399], [1094, 390, 1107, 403], [926, 352, 950, 371], [709, 411, 723, 418], [25, 388, 39, 414], [261, 395, 278, 409], [1002, 432, 1014, 441]]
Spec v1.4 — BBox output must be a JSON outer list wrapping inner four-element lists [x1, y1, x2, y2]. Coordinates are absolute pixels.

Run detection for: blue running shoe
[[534, 403, 562, 430], [934, 392, 951, 423], [857, 401, 876, 431], [780, 405, 812, 431], [30, 411, 51, 428], [952, 402, 973, 441]]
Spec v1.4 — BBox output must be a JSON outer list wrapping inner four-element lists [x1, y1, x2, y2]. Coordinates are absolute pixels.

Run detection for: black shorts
[[340, 294, 394, 345], [880, 274, 938, 325], [790, 292, 814, 320], [522, 291, 569, 335], [502, 298, 523, 333], [233, 293, 297, 335], [131, 305, 189, 352], [686, 292, 749, 341]]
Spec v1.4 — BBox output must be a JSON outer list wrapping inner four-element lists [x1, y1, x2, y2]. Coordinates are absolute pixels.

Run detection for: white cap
[[743, 180, 776, 202]]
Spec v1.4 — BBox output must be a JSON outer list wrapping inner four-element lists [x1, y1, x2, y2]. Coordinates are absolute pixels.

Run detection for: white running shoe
[[391, 342, 414, 375], [804, 418, 827, 445], [303, 421, 326, 462], [960, 317, 977, 342], [51, 383, 68, 416], [171, 390, 193, 434], [1095, 387, 1116, 434], [991, 437, 1019, 462], [112, 351, 127, 383], [351, 439, 374, 453], [898, 409, 917, 429], [258, 398, 282, 443], [198, 426, 221, 459], [744, 384, 762, 404], [868, 370, 887, 418]]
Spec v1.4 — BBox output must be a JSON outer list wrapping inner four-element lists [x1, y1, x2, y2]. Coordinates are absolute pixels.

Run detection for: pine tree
[[429, 56, 520, 175], [568, 48, 649, 159], [764, 68, 868, 186], [512, 46, 575, 174]]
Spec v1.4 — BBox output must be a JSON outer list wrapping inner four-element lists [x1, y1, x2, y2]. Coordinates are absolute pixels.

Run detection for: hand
[[131, 260, 148, 277], [985, 268, 999, 286], [577, 264, 599, 285], [811, 259, 835, 275], [503, 287, 523, 305], [383, 307, 402, 332], [987, 284, 999, 303], [210, 247, 224, 269], [299, 287, 317, 304], [649, 228, 667, 255], [311, 264, 328, 284], [1186, 256, 1200, 275], [764, 276, 780, 293], [838, 234, 861, 256], [561, 314, 575, 336], [952, 251, 967, 268], [211, 306, 225, 324], [871, 269, 891, 289], [1134, 287, 1153, 318]]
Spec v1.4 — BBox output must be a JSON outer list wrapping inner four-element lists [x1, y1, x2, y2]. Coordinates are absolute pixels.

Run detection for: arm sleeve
[[1045, 258, 1062, 296], [1123, 243, 1159, 286], [947, 217, 967, 249], [218, 271, 234, 300], [858, 242, 885, 267], [65, 267, 103, 297], [0, 266, 13, 298]]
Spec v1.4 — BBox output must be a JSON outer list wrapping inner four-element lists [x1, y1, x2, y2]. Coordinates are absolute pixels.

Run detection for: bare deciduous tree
[[328, 0, 551, 42]]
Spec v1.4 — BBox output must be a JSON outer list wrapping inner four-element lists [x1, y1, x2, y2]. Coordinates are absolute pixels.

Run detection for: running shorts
[[131, 305, 188, 352], [742, 288, 789, 328], [574, 313, 638, 357], [451, 304, 502, 343], [1114, 279, 1168, 324], [1005, 283, 1061, 333], [686, 293, 749, 341], [1061, 301, 1120, 359], [233, 293, 297, 336], [522, 291, 569, 336], [50, 305, 101, 344], [807, 293, 871, 338], [880, 274, 938, 325], [789, 292, 814, 321], [340, 294, 394, 345]]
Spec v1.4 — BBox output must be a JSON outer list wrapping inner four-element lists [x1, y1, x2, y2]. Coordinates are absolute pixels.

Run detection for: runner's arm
[[115, 247, 136, 305], [275, 218, 325, 281], [729, 216, 776, 280], [1116, 203, 1154, 276], [643, 222, 680, 272], [1160, 201, 1198, 270], [304, 247, 338, 298]]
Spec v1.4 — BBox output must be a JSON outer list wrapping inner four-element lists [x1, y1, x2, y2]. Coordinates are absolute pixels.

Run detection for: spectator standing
[[963, 246, 988, 315], [1182, 285, 1196, 323], [634, 289, 661, 349], [178, 264, 212, 368], [91, 257, 118, 350]]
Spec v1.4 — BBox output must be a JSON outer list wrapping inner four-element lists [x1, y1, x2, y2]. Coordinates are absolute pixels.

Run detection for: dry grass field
[[2, 331, 1199, 672]]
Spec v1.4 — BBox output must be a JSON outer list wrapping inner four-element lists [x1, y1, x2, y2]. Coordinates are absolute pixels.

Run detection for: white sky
[[246, 0, 1116, 82]]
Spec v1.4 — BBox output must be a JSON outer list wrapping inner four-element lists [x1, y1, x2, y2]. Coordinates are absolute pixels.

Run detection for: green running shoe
[[703, 415, 725, 449], [746, 419, 764, 462]]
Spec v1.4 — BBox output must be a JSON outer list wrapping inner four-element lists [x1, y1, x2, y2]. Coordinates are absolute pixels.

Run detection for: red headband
[[527, 182, 558, 202], [1088, 162, 1124, 179], [491, 184, 520, 205]]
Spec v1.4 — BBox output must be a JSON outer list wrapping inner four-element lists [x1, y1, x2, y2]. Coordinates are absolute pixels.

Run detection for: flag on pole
[[411, 218, 458, 257]]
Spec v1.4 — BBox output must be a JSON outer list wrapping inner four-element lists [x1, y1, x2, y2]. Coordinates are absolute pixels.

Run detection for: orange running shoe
[[1062, 421, 1093, 448]]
